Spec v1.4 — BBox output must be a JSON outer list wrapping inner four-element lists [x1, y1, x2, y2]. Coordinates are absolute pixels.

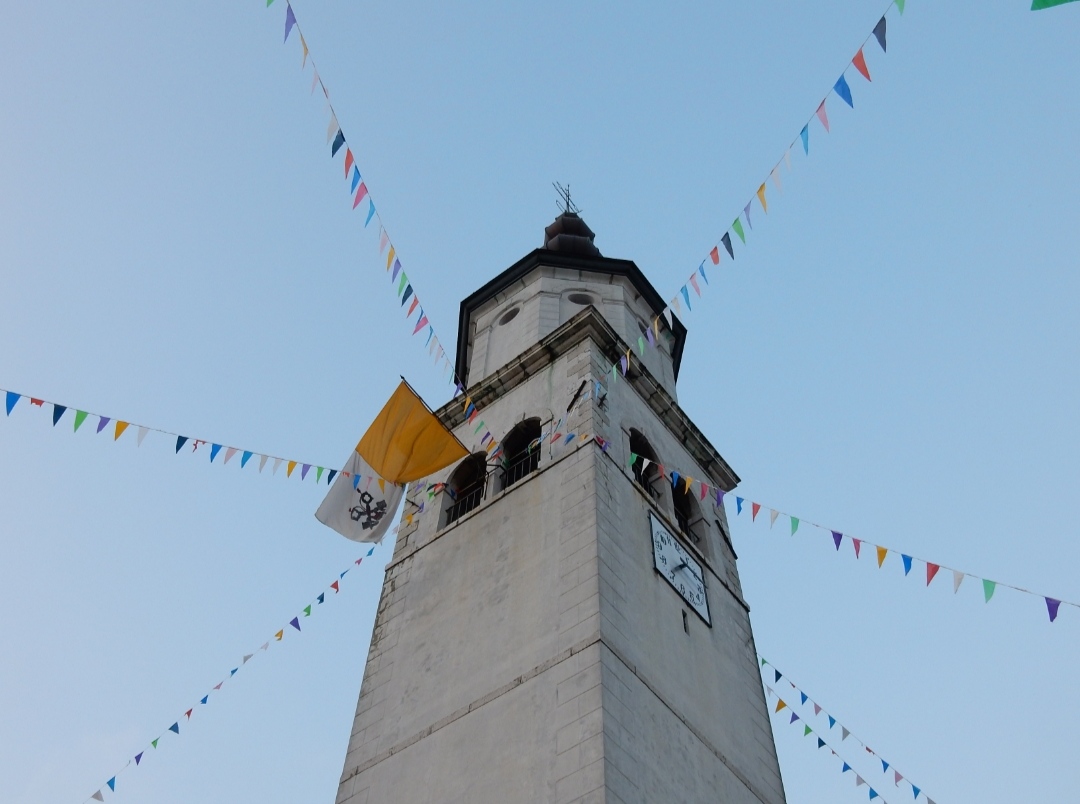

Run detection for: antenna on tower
[[553, 182, 581, 215]]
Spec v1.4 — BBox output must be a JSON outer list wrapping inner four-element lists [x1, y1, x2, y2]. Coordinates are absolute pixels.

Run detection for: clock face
[[650, 512, 710, 625]]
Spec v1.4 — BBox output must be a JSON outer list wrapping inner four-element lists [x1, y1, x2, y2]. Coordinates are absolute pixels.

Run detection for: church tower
[[336, 214, 786, 804]]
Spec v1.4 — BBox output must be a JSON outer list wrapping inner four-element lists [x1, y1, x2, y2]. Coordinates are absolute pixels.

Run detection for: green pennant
[[73, 410, 89, 432], [790, 517, 800, 536], [473, 420, 485, 434], [638, 336, 646, 355], [151, 739, 159, 749], [1031, 0, 1079, 7], [303, 605, 312, 617], [315, 467, 324, 483], [894, 0, 905, 12], [629, 452, 638, 468], [732, 218, 746, 244], [983, 579, 997, 602], [803, 725, 812, 736], [760, 657, 767, 666], [397, 272, 409, 296]]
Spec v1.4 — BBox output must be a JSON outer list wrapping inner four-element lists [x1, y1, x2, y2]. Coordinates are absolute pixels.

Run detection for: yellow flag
[[775, 699, 787, 713], [114, 421, 129, 441], [757, 183, 768, 213], [287, 460, 297, 477], [275, 630, 284, 641], [386, 247, 396, 271], [355, 381, 468, 484], [876, 546, 888, 567]]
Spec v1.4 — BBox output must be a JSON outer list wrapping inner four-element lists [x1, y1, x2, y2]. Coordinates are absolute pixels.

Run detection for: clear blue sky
[[1, 1, 1077, 801]]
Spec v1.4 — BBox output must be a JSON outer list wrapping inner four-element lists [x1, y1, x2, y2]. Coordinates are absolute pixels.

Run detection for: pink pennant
[[379, 230, 389, 253], [689, 274, 701, 297], [412, 315, 429, 335], [223, 447, 238, 464], [852, 538, 862, 558], [816, 99, 830, 132], [352, 182, 369, 209]]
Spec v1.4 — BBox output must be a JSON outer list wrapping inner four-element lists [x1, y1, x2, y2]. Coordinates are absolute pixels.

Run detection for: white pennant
[[310, 68, 320, 95], [953, 570, 964, 593], [224, 447, 238, 464], [136, 426, 149, 446], [326, 114, 339, 143], [662, 307, 674, 329], [258, 454, 269, 473], [769, 509, 779, 527], [273, 458, 283, 475], [784, 148, 792, 171], [640, 458, 651, 473], [771, 165, 783, 192]]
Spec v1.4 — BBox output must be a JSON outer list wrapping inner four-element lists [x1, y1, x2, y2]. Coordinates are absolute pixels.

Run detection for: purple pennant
[[744, 201, 753, 230], [290, 617, 301, 631], [52, 404, 67, 425], [392, 260, 402, 281], [715, 488, 725, 507], [789, 712, 799, 723], [284, 4, 297, 42], [832, 531, 843, 550], [301, 464, 311, 480], [134, 752, 143, 765], [1046, 597, 1061, 622], [96, 416, 111, 433]]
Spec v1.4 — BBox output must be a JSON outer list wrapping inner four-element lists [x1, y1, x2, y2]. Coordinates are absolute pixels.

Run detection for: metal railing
[[444, 480, 485, 526], [501, 449, 540, 489]]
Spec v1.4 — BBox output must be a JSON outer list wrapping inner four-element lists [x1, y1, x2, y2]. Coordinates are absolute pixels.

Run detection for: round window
[[567, 292, 596, 306], [498, 307, 520, 326]]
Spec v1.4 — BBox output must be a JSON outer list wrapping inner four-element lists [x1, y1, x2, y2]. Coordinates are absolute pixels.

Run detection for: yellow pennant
[[377, 478, 385, 493], [683, 476, 693, 493], [287, 460, 297, 477], [876, 546, 888, 568], [775, 699, 787, 713], [275, 630, 284, 641], [114, 421, 129, 441], [757, 183, 768, 213], [386, 247, 396, 271]]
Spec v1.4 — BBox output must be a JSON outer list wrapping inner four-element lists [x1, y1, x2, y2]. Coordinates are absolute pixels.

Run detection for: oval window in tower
[[567, 291, 597, 307]]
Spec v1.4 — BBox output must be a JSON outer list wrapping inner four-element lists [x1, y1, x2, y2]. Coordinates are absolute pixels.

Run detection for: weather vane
[[553, 182, 581, 215]]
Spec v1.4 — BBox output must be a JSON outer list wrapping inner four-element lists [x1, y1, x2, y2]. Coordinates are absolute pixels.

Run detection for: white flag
[[316, 451, 402, 544]]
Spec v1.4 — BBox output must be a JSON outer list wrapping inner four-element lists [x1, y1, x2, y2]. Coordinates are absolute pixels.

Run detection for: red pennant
[[752, 502, 761, 521], [852, 48, 871, 82], [185, 708, 193, 720], [852, 538, 862, 558], [926, 562, 941, 586], [30, 398, 44, 407], [331, 580, 340, 593], [709, 246, 720, 265], [407, 297, 419, 317], [344, 149, 354, 177]]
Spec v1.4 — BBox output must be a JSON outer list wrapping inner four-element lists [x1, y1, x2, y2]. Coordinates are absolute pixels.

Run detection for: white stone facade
[[336, 249, 785, 803]]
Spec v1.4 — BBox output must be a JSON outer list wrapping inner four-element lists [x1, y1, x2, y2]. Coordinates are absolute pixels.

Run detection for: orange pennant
[[344, 149, 354, 178], [709, 246, 720, 264], [757, 183, 768, 213], [775, 699, 787, 713], [114, 421, 129, 441], [852, 48, 871, 82], [275, 629, 284, 641], [287, 460, 297, 477], [876, 546, 887, 568]]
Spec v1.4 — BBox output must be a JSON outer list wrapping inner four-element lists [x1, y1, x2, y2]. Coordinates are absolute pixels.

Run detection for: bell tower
[[336, 214, 786, 803]]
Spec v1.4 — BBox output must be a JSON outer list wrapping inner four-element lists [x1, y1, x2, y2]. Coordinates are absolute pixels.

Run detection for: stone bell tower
[[335, 214, 786, 803]]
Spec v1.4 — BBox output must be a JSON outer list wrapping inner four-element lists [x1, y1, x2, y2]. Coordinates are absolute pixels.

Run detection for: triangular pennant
[[912, 785, 921, 799], [137, 426, 149, 446], [870, 790, 879, 801], [902, 554, 913, 575], [259, 455, 269, 472], [842, 763, 851, 773], [72, 409, 89, 432], [752, 502, 761, 521], [351, 166, 362, 193], [201, 695, 208, 703], [301, 463, 311, 480], [804, 725, 812, 736], [927, 562, 941, 586], [736, 497, 744, 514], [852, 538, 862, 558], [4, 391, 18, 415], [303, 605, 312, 617], [832, 531, 843, 550], [771, 165, 782, 192], [331, 580, 340, 592], [775, 699, 787, 712], [800, 692, 808, 705], [290, 616, 301, 631], [114, 421, 129, 440], [286, 460, 297, 477], [185, 708, 193, 720], [96, 416, 110, 433], [876, 546, 887, 567], [814, 703, 821, 715], [834, 74, 854, 108], [756, 183, 768, 213], [774, 669, 782, 683], [107, 777, 116, 791], [817, 737, 825, 749], [92, 792, 104, 802], [331, 129, 346, 157], [894, 770, 903, 785], [327, 469, 337, 485], [790, 712, 800, 723], [315, 466, 324, 483], [1046, 597, 1062, 622], [344, 148, 354, 178], [800, 124, 809, 155], [52, 404, 66, 425], [769, 509, 779, 528], [241, 450, 253, 467], [284, 4, 297, 42], [953, 570, 964, 593], [816, 99, 831, 132], [732, 217, 746, 244], [790, 516, 799, 536], [210, 444, 222, 463], [744, 201, 753, 230], [721, 232, 734, 260], [135, 752, 143, 765], [881, 760, 890, 773], [873, 17, 887, 53], [853, 48, 872, 82], [983, 579, 997, 602], [352, 182, 369, 209], [365, 199, 376, 227], [152, 739, 159, 748], [894, 0, 905, 14], [829, 716, 836, 728], [169, 722, 179, 734], [275, 629, 284, 641], [842, 727, 850, 740], [709, 246, 720, 265], [680, 285, 691, 311]]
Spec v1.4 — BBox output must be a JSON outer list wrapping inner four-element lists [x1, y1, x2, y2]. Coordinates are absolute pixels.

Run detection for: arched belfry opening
[[673, 480, 710, 557], [629, 428, 661, 500], [440, 452, 488, 528], [498, 417, 542, 491]]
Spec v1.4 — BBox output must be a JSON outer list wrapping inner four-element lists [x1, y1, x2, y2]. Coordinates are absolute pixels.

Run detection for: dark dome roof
[[542, 212, 601, 257]]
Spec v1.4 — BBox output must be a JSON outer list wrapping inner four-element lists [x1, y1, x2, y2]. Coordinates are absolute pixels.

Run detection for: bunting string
[[761, 655, 931, 803], [266, 3, 478, 404], [82, 544, 379, 802], [0, 385, 382, 489], [598, 0, 905, 392], [730, 493, 1076, 623]]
